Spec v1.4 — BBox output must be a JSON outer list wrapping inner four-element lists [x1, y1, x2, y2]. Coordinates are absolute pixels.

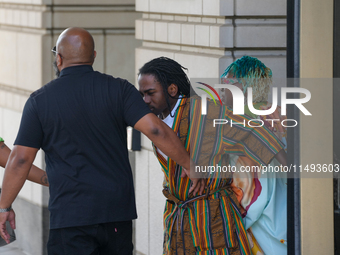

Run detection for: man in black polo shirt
[[0, 27, 204, 255]]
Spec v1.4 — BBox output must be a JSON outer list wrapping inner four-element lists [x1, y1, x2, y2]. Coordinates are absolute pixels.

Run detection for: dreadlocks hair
[[221, 55, 273, 103], [138, 57, 196, 117]]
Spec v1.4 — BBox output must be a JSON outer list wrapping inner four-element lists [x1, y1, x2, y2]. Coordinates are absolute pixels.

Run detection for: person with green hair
[[221, 56, 287, 255]]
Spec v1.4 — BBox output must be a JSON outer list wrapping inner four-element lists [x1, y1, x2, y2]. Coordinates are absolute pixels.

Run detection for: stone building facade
[[0, 0, 287, 254]]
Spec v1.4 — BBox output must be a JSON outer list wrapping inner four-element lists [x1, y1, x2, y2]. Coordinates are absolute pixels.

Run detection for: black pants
[[47, 221, 133, 255]]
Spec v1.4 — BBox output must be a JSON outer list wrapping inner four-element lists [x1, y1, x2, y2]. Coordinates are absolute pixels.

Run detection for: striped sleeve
[[222, 108, 284, 166]]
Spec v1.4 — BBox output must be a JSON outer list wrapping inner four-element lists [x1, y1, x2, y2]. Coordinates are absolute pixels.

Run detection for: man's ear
[[167, 84, 178, 97], [56, 54, 63, 67]]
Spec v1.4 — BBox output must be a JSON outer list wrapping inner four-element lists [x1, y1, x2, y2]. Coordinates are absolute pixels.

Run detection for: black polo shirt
[[15, 65, 151, 229]]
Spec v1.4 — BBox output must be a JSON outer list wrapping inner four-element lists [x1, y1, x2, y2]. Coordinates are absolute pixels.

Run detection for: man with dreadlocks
[[138, 56, 287, 255], [221, 55, 287, 255]]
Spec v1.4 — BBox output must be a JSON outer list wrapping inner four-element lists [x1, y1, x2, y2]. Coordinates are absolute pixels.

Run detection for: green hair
[[221, 56, 273, 103]]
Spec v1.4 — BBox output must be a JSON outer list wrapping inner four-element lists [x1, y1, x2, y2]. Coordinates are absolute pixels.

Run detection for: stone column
[[299, 0, 333, 253], [0, 1, 140, 254], [134, 0, 286, 254]]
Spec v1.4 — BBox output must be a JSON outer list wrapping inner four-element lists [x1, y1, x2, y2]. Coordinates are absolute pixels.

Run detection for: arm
[[0, 142, 10, 167], [134, 113, 205, 195], [27, 165, 49, 187], [0, 142, 48, 187], [0, 145, 38, 243]]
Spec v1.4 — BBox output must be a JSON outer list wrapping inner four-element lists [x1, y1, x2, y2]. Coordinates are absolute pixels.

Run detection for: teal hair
[[221, 56, 273, 103]]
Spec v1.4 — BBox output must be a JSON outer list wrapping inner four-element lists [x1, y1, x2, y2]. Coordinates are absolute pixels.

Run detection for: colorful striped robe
[[153, 96, 284, 255]]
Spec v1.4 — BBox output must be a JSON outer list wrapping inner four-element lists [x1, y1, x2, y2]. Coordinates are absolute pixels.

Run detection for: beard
[[53, 59, 60, 78]]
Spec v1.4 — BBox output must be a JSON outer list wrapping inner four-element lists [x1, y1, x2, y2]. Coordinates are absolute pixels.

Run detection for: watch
[[0, 206, 12, 213]]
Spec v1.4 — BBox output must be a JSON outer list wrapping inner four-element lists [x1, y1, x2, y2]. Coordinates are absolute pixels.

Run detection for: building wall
[[0, 1, 140, 254], [299, 0, 334, 253], [134, 0, 287, 254], [0, 0, 289, 254]]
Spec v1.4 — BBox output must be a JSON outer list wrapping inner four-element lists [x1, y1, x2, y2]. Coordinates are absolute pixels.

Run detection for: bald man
[[0, 27, 203, 254]]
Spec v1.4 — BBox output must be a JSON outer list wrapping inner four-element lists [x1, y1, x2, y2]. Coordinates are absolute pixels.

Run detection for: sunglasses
[[51, 46, 58, 56], [51, 46, 64, 59]]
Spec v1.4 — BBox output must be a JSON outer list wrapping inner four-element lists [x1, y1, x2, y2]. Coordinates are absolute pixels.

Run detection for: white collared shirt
[[157, 96, 183, 160]]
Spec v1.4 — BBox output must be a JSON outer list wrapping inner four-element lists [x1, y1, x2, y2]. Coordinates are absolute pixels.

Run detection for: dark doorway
[[287, 0, 301, 254], [333, 0, 340, 254]]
